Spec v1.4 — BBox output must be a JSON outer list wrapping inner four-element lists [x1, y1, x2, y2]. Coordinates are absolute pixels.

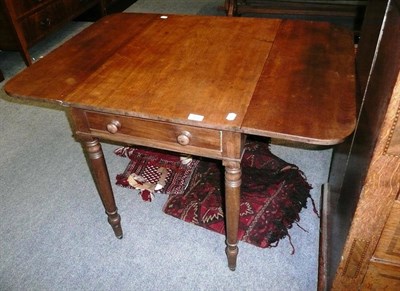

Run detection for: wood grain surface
[[242, 20, 356, 144], [5, 13, 356, 145]]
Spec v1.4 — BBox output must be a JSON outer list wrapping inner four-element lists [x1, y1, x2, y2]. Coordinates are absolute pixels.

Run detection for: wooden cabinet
[[0, 0, 106, 66], [326, 0, 400, 289]]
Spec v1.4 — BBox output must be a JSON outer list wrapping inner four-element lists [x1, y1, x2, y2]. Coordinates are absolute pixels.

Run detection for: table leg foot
[[107, 209, 123, 239], [226, 241, 239, 271]]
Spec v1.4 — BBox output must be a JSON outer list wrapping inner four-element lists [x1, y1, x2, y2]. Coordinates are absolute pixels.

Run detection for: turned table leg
[[225, 0, 237, 16], [223, 160, 241, 271], [84, 138, 123, 239]]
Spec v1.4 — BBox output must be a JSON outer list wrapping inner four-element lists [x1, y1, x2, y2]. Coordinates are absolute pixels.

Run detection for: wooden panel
[[374, 201, 400, 264], [385, 103, 400, 156], [361, 261, 400, 289], [242, 20, 356, 145], [333, 74, 400, 288], [331, 0, 400, 289], [341, 239, 370, 279]]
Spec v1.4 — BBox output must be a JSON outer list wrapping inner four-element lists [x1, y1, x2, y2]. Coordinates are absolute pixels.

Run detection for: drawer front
[[84, 112, 222, 152], [20, 0, 67, 45], [11, 0, 55, 18]]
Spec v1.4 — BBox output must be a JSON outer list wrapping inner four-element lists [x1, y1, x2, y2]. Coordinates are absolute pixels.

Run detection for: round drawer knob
[[106, 120, 121, 134], [40, 18, 52, 28], [177, 131, 191, 146]]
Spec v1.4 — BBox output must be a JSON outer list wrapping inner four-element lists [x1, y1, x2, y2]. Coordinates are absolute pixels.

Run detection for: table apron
[[70, 109, 245, 161]]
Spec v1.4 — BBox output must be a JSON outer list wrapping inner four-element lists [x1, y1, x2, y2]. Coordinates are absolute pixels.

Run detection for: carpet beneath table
[[115, 138, 316, 249], [115, 146, 199, 201]]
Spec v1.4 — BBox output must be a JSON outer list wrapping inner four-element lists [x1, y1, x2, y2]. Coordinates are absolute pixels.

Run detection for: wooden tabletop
[[4, 13, 356, 145]]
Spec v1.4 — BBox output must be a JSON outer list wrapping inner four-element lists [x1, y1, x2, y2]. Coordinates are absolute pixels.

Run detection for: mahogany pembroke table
[[4, 13, 356, 270]]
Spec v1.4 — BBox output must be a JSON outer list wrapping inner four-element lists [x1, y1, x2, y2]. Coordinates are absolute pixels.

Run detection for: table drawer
[[84, 112, 222, 152]]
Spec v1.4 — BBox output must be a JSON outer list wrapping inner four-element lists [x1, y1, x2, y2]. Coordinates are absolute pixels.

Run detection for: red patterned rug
[[115, 146, 199, 202], [115, 138, 316, 249]]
